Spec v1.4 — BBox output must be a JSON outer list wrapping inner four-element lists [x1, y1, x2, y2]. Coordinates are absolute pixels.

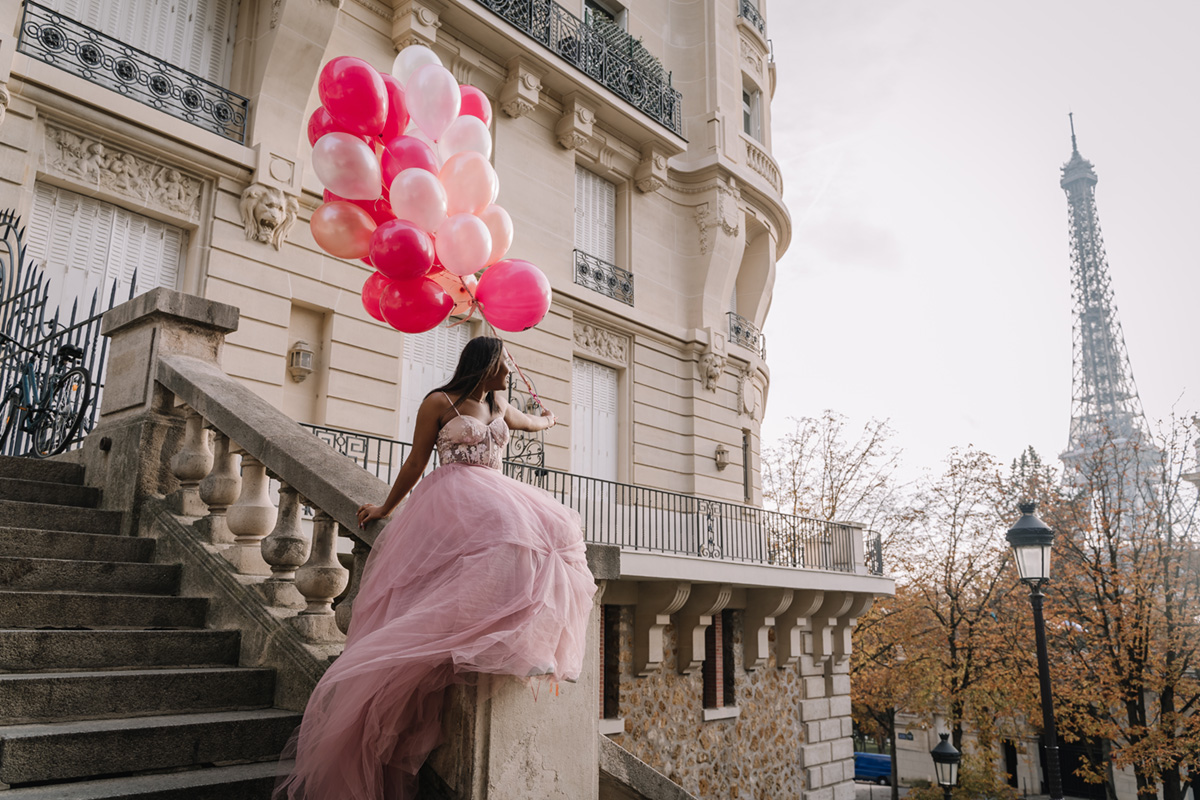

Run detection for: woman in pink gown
[[276, 336, 596, 800]]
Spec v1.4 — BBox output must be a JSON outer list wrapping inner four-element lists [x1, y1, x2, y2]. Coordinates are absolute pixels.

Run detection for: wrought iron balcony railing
[[17, 1, 249, 143], [574, 249, 634, 306], [738, 0, 766, 36], [728, 311, 766, 358], [473, 0, 683, 138], [302, 422, 884, 576]]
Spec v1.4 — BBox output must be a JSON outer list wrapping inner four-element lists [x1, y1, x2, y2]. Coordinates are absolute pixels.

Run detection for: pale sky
[[760, 1, 1200, 480]]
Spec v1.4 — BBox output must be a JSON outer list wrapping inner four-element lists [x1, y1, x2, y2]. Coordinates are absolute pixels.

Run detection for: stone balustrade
[[744, 135, 783, 195]]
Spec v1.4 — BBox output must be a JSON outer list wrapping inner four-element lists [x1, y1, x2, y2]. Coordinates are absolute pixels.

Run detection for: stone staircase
[[0, 455, 300, 798]]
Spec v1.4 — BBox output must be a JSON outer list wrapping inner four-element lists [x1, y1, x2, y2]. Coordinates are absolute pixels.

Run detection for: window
[[703, 610, 736, 709], [742, 87, 762, 140], [26, 183, 186, 316], [584, 0, 625, 29], [48, 0, 238, 86], [571, 358, 618, 481], [398, 320, 472, 442], [601, 604, 621, 719], [574, 166, 616, 265]]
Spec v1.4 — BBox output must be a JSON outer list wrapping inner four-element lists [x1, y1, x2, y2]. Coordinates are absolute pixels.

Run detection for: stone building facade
[[0, 0, 893, 797]]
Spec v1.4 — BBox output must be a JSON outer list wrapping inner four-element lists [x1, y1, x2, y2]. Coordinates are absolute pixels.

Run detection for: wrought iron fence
[[473, 0, 683, 138], [303, 421, 883, 575], [728, 311, 766, 358], [574, 249, 634, 306], [0, 210, 135, 457], [17, 1, 249, 143], [738, 0, 766, 36]]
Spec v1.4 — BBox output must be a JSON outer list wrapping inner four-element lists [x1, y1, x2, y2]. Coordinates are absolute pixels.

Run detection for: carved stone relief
[[0, 82, 9, 128], [740, 38, 764, 73], [693, 181, 741, 255], [239, 183, 299, 251], [574, 321, 629, 363], [45, 126, 202, 219], [500, 59, 542, 119], [698, 352, 726, 392]]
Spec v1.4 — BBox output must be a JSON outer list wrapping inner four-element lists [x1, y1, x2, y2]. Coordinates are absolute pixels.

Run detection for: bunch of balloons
[[307, 45, 552, 334]]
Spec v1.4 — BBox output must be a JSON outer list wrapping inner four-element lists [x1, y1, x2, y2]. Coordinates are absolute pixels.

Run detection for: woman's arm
[[500, 393, 556, 433], [356, 393, 448, 527]]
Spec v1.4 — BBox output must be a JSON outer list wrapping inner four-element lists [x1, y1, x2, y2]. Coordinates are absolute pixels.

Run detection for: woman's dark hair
[[429, 336, 505, 414]]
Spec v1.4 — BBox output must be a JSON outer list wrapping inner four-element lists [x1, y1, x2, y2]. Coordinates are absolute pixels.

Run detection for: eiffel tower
[[1058, 115, 1157, 482]]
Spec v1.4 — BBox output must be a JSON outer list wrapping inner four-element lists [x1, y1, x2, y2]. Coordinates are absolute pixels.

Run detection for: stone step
[[0, 476, 100, 507], [0, 557, 181, 595], [0, 500, 121, 535], [0, 456, 84, 485], [0, 760, 284, 800], [0, 629, 241, 672], [0, 667, 276, 723], [0, 528, 154, 563], [0, 591, 208, 629], [0, 709, 301, 785]]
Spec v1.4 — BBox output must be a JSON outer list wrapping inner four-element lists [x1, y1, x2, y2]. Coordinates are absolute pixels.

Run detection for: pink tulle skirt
[[274, 463, 596, 800]]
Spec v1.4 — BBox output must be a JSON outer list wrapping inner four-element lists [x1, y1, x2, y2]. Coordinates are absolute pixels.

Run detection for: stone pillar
[[224, 455, 276, 576], [81, 288, 239, 535]]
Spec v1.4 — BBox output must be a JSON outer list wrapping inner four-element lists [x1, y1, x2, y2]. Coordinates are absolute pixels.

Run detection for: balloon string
[[456, 274, 545, 412]]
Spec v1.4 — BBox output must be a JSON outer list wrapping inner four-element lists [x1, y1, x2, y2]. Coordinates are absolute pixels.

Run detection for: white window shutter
[[574, 167, 616, 264], [398, 322, 471, 441], [572, 359, 618, 481]]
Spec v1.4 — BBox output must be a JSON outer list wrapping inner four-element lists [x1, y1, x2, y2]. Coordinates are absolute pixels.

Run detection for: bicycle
[[0, 331, 92, 458]]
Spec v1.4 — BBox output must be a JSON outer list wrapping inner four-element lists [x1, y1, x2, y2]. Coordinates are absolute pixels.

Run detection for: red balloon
[[379, 277, 454, 334], [318, 57, 388, 137], [381, 135, 439, 187], [459, 85, 493, 128], [323, 190, 395, 226], [361, 272, 392, 322], [379, 75, 410, 142], [370, 219, 435, 281], [475, 259, 552, 332]]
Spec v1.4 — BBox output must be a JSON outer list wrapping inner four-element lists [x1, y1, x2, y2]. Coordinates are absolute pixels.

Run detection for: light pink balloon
[[439, 152, 498, 217], [477, 204, 513, 266], [435, 213, 492, 277], [406, 64, 461, 141], [438, 115, 492, 160], [430, 270, 478, 315], [389, 168, 448, 233], [312, 133, 382, 201], [391, 45, 442, 86], [311, 201, 377, 259]]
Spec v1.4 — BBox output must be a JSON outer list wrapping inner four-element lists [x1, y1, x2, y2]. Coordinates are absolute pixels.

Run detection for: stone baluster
[[223, 454, 275, 575], [335, 535, 371, 636], [290, 511, 350, 642], [196, 432, 240, 546], [168, 408, 213, 516], [259, 482, 311, 608]]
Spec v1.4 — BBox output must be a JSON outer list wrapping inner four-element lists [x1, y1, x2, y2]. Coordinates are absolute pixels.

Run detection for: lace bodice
[[436, 414, 509, 470]]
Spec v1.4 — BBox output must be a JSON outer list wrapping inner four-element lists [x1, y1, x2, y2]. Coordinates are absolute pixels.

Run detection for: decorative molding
[[0, 82, 8, 128], [738, 368, 759, 417], [392, 1, 439, 48], [674, 583, 732, 675], [500, 58, 542, 119], [634, 144, 669, 194], [743, 588, 793, 671], [270, 0, 282, 27], [354, 0, 393, 20], [633, 581, 691, 675], [740, 38, 764, 73], [556, 94, 596, 151], [776, 590, 824, 668], [574, 321, 629, 363], [450, 56, 473, 86], [44, 126, 202, 219], [698, 352, 726, 392], [693, 181, 742, 254], [239, 183, 299, 251]]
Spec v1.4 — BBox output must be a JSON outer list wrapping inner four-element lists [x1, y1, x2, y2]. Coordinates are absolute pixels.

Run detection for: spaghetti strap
[[442, 391, 463, 417]]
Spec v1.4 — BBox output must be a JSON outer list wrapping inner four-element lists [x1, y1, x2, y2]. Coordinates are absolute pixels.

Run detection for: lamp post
[[930, 733, 960, 800], [1006, 501, 1064, 800]]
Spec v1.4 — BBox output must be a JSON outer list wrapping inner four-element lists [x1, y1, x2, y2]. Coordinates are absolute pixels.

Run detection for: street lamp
[[1006, 501, 1064, 800], [930, 733, 960, 800]]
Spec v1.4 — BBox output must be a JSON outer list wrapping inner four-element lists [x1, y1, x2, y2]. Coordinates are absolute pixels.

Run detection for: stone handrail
[[743, 135, 782, 195]]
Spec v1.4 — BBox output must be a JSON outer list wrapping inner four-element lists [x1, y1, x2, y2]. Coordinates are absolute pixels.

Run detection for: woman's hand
[[356, 503, 387, 528], [539, 407, 557, 430]]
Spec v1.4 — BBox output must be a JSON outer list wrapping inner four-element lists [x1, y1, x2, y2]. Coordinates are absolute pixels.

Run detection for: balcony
[[472, 0, 683, 138], [728, 311, 766, 358], [574, 249, 634, 306], [302, 422, 884, 576], [738, 0, 766, 37], [17, 1, 249, 143]]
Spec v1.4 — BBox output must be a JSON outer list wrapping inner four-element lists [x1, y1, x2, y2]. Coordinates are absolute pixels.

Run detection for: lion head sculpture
[[239, 183, 299, 251]]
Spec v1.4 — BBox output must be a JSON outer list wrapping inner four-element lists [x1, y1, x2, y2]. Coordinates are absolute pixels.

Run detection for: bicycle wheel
[[0, 388, 22, 456], [31, 366, 91, 458]]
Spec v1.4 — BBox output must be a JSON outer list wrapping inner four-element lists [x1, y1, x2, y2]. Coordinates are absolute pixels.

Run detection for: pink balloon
[[370, 219, 435, 281], [406, 63, 461, 141], [430, 270, 477, 315], [307, 107, 369, 147], [318, 57, 388, 137], [312, 133, 382, 201], [435, 214, 492, 277], [477, 204, 513, 266], [476, 259, 552, 332], [389, 168, 447, 233], [379, 277, 454, 334], [324, 190, 395, 226], [438, 115, 491, 160], [439, 152, 498, 217], [311, 202, 377, 259], [379, 75, 410, 142], [381, 135, 439, 187], [361, 271, 393, 322], [459, 85, 493, 128]]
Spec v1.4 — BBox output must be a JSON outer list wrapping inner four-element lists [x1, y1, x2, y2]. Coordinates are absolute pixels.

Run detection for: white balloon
[[406, 64, 461, 142], [391, 45, 442, 86], [311, 133, 382, 201], [438, 115, 492, 160]]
